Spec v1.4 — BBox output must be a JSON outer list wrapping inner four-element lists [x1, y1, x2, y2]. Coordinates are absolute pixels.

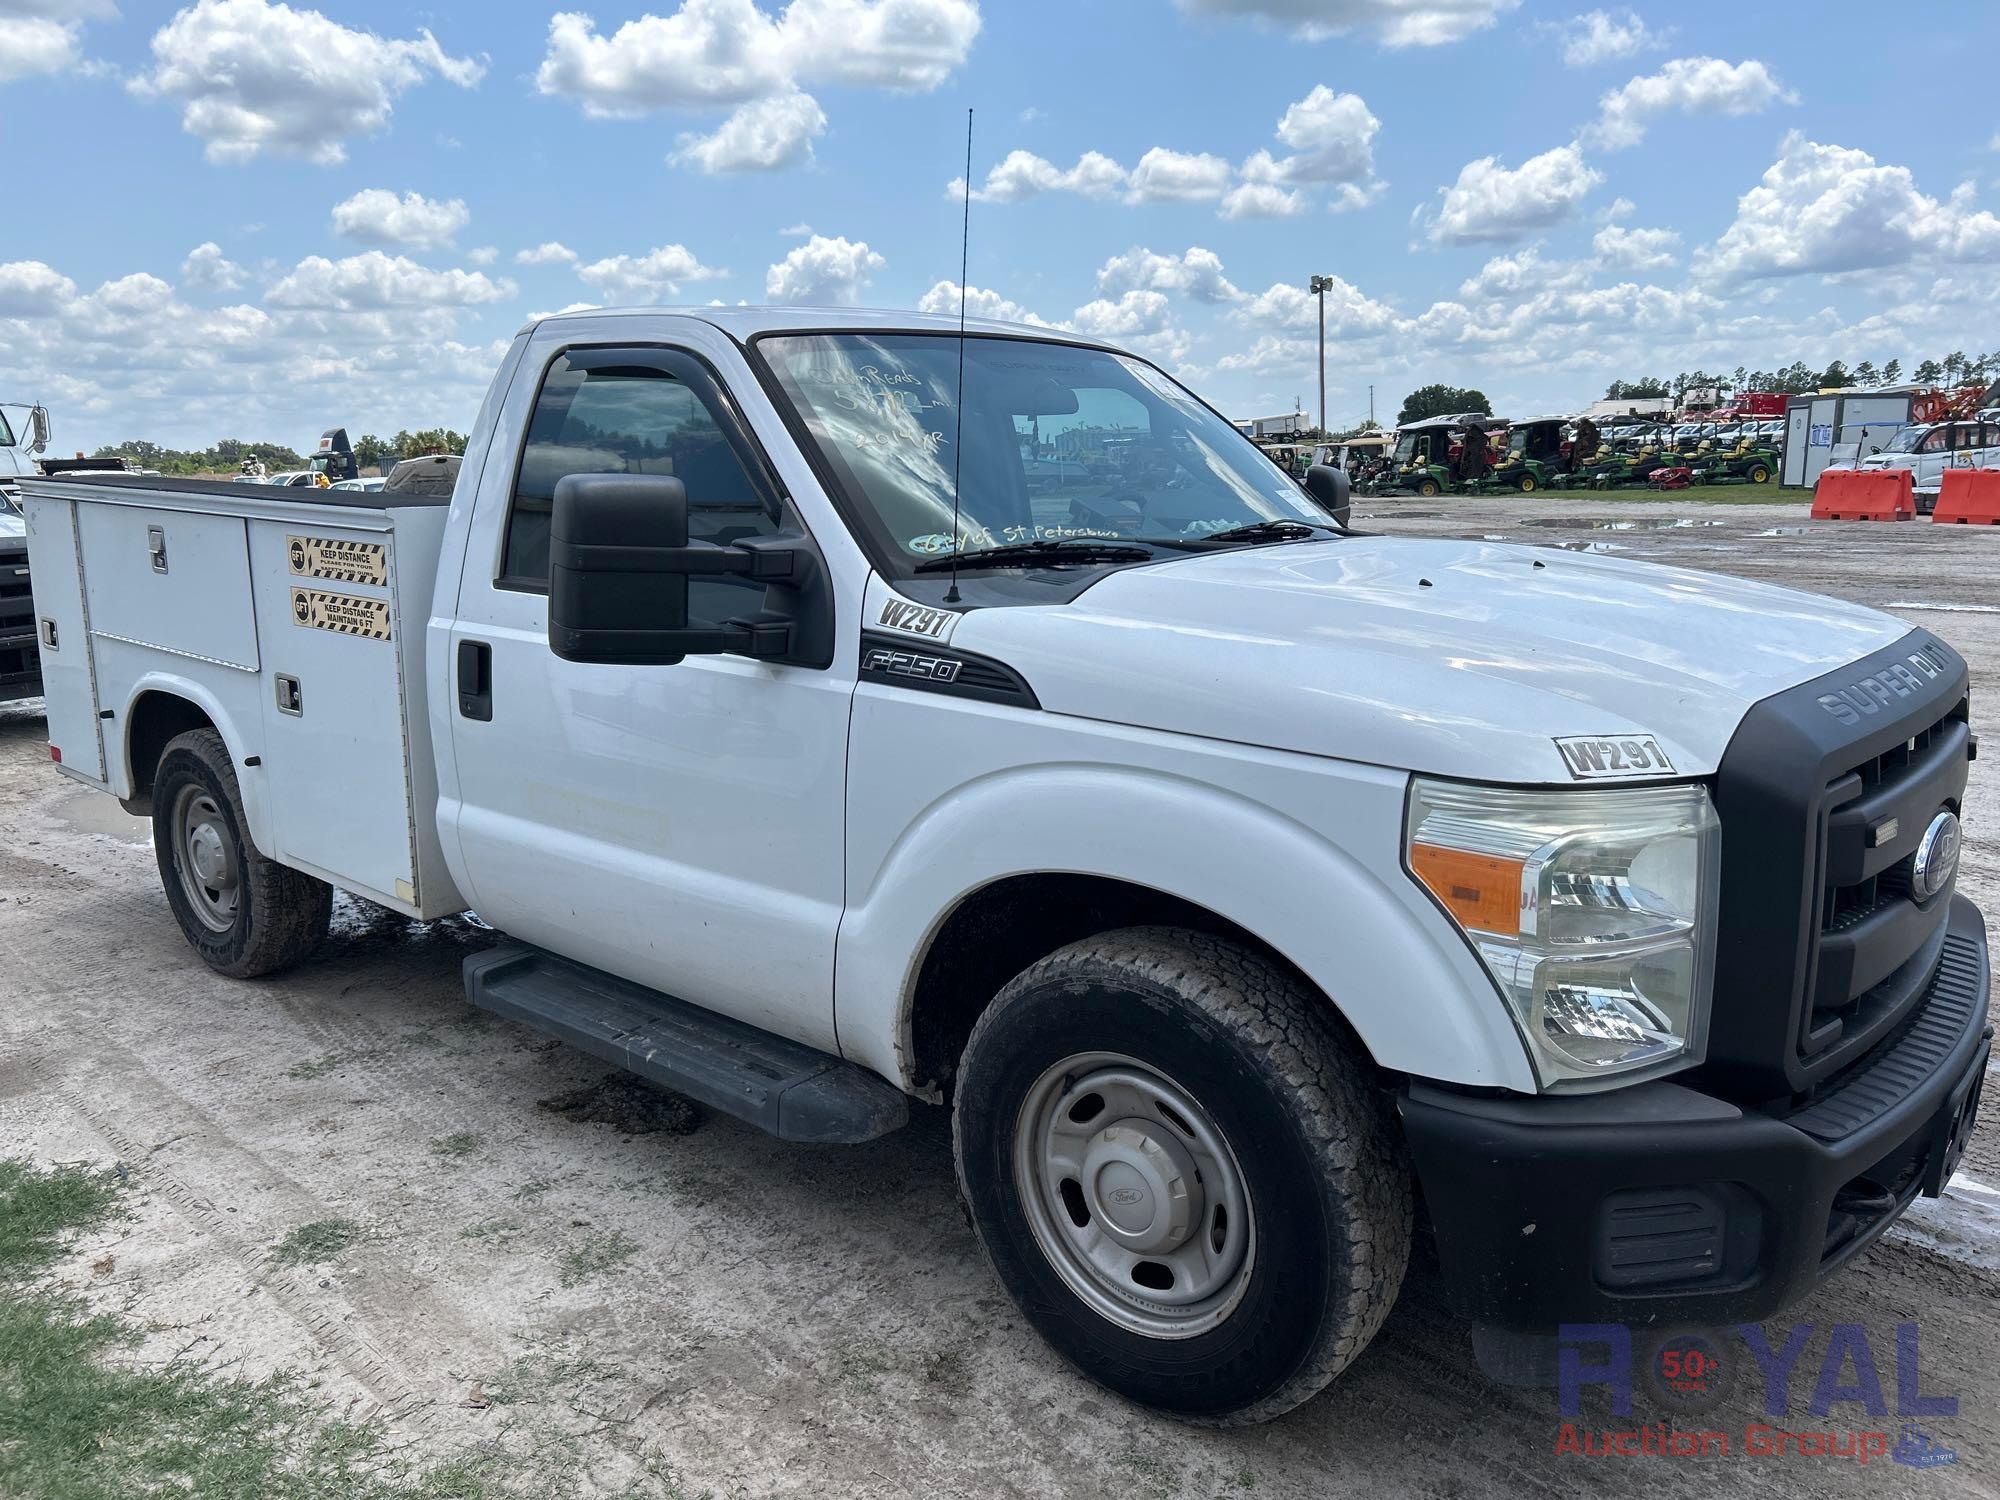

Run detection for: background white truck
[[19, 308, 1991, 1422], [0, 401, 56, 702]]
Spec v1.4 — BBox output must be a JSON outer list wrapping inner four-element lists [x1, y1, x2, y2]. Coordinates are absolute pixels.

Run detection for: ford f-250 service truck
[[20, 309, 1990, 1423]]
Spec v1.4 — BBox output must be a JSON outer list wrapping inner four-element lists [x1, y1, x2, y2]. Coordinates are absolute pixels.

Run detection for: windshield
[[758, 333, 1324, 575], [1883, 425, 1928, 454]]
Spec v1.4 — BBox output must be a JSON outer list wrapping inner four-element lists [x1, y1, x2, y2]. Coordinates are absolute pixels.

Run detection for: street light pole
[[1309, 274, 1331, 436]]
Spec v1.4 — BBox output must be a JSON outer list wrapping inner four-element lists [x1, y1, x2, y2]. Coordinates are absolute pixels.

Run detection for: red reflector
[[48, 744, 61, 762]]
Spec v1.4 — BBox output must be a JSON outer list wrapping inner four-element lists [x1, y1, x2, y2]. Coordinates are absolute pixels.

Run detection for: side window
[[1919, 427, 1948, 454], [501, 352, 776, 618]]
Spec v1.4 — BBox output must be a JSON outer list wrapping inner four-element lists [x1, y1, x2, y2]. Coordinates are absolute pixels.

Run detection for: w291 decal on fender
[[1553, 734, 1676, 781], [876, 597, 957, 643]]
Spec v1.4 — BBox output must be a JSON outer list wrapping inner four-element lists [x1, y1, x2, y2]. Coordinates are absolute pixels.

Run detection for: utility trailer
[[20, 474, 463, 920]]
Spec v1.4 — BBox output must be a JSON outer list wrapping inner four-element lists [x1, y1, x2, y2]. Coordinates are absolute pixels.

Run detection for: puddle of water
[[1883, 601, 2000, 614], [1518, 517, 1727, 531], [1543, 540, 1627, 553], [51, 787, 150, 843]]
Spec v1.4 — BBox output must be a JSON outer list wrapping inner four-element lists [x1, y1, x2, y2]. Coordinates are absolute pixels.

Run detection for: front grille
[[1706, 630, 1972, 1098], [1803, 703, 1968, 1062]]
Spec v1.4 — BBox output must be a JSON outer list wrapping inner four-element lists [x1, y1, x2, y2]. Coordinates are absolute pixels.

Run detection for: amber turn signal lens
[[1409, 842, 1523, 936]]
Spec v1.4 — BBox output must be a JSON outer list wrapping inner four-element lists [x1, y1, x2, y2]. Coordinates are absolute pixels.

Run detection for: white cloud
[[765, 233, 883, 303], [466, 246, 499, 266], [1236, 274, 1398, 338], [330, 189, 470, 250], [1220, 181, 1307, 219], [1420, 142, 1602, 244], [1175, 0, 1518, 47], [575, 245, 726, 301], [0, 260, 80, 316], [915, 280, 1056, 327], [131, 0, 484, 165], [1127, 147, 1232, 203], [779, 221, 813, 236], [1588, 57, 1792, 151], [1593, 222, 1679, 271], [0, 0, 114, 83], [1457, 248, 1588, 301], [957, 148, 1128, 203], [1697, 133, 2000, 281], [180, 242, 246, 292], [1248, 84, 1379, 183], [1096, 247, 1242, 304], [536, 0, 976, 174], [671, 88, 827, 172], [517, 241, 579, 266], [1554, 8, 1662, 68], [265, 251, 514, 310]]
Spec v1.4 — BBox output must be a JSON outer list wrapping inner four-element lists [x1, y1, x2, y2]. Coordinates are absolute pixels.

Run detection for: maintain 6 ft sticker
[[291, 587, 392, 641]]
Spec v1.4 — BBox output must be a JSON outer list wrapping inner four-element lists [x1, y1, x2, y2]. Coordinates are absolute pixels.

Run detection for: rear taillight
[[48, 744, 60, 762]]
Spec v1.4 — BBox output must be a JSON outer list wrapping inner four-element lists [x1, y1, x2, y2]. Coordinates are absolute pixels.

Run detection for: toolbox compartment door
[[20, 496, 105, 780], [77, 504, 259, 671]]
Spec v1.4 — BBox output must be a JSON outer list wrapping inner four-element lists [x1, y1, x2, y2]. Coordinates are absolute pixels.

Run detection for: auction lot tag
[[290, 587, 392, 642], [287, 534, 387, 586], [1553, 733, 1675, 780]]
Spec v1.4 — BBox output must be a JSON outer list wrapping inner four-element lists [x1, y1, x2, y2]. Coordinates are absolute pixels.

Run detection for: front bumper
[[1401, 894, 1990, 1332]]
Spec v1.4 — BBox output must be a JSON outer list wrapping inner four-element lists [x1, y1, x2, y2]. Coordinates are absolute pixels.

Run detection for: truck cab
[[18, 308, 1991, 1425]]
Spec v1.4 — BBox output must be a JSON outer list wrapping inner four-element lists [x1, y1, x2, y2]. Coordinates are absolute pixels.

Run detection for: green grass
[[0, 1158, 719, 1498], [556, 1230, 639, 1287], [430, 1131, 482, 1160], [271, 1218, 364, 1267]]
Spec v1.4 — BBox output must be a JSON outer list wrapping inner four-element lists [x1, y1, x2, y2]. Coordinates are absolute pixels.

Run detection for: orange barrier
[[1933, 467, 2000, 525], [1811, 467, 1915, 521]]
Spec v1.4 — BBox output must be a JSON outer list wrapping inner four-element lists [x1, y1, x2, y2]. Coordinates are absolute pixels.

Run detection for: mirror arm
[[554, 538, 801, 580]]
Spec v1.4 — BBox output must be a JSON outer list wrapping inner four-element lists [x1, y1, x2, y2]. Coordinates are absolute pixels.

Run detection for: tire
[[1518, 473, 1539, 493], [1416, 478, 1440, 498], [152, 728, 331, 977], [1749, 464, 1771, 484], [953, 927, 1412, 1424]]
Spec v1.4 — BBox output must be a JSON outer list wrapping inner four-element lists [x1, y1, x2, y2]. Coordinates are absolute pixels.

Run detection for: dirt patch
[[537, 1073, 703, 1137]]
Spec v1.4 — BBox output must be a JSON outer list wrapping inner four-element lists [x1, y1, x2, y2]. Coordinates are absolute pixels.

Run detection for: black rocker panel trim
[[858, 631, 1040, 710]]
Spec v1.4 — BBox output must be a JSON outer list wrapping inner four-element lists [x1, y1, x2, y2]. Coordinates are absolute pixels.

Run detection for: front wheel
[[953, 928, 1411, 1423], [152, 728, 331, 977]]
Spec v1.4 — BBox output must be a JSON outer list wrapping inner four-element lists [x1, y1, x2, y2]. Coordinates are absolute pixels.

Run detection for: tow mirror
[[1303, 463, 1351, 527], [548, 473, 798, 666]]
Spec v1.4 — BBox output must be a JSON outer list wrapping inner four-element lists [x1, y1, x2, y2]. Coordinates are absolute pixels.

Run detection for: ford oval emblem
[[1911, 811, 1961, 902], [1106, 1187, 1145, 1207]]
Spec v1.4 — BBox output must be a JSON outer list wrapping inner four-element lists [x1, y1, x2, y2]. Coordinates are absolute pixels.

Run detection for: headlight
[[1405, 777, 1720, 1091]]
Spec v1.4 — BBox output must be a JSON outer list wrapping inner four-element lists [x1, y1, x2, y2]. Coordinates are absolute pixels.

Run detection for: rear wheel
[[1416, 478, 1440, 498], [1518, 472, 1539, 493], [953, 928, 1411, 1423], [152, 729, 330, 977], [1748, 464, 1772, 484]]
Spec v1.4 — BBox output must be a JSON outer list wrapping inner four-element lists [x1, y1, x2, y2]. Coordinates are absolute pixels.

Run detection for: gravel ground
[[1, 491, 1995, 1497]]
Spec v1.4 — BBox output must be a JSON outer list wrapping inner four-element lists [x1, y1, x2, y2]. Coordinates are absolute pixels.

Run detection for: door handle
[[457, 640, 492, 721]]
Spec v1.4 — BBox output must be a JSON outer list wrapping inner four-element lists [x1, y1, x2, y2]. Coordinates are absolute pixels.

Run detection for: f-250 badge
[[1553, 734, 1676, 781], [876, 597, 957, 643]]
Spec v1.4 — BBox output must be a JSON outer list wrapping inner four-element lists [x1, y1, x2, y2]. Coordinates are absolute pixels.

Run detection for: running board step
[[463, 944, 908, 1144]]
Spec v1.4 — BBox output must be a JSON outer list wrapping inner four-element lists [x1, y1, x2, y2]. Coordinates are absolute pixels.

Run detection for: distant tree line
[[1605, 348, 2000, 404], [92, 428, 468, 475]]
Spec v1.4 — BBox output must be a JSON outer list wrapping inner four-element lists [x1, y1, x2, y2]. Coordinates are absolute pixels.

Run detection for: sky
[[2, 0, 1998, 454]]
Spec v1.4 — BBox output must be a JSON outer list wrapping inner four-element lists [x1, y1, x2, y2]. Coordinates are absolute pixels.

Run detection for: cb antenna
[[945, 106, 973, 605]]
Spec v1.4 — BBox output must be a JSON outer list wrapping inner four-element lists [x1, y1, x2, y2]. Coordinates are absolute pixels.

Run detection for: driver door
[[442, 340, 852, 1051]]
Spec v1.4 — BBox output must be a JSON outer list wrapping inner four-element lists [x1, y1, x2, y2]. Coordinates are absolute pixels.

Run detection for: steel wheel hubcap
[[174, 786, 240, 932], [1014, 1052, 1254, 1339]]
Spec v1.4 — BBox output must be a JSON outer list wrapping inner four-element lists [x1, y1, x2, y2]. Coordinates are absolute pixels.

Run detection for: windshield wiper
[[912, 537, 1160, 572], [1193, 518, 1345, 546]]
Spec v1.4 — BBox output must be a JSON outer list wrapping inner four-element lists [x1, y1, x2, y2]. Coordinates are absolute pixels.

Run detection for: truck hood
[[951, 537, 1910, 783]]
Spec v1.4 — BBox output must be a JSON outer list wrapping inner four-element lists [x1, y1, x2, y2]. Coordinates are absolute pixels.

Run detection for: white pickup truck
[[20, 309, 1991, 1422]]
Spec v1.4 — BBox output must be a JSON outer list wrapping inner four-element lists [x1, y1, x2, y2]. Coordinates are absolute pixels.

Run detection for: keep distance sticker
[[290, 587, 391, 642]]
